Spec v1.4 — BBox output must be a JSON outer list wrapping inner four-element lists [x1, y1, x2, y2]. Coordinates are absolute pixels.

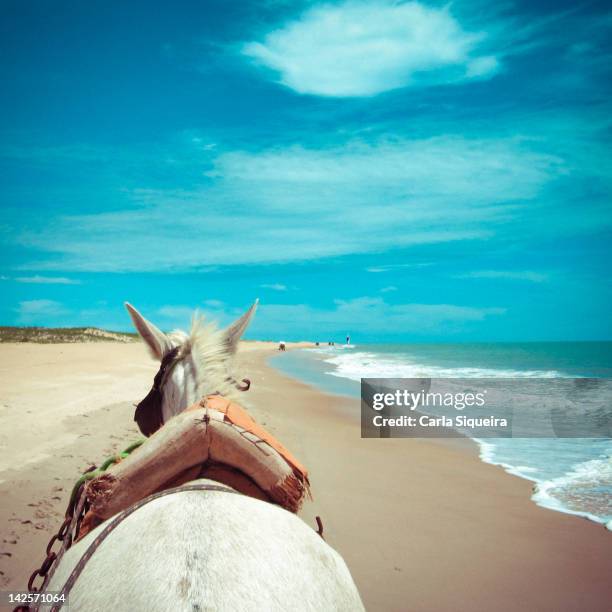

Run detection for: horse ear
[[223, 299, 258, 353], [125, 302, 172, 361]]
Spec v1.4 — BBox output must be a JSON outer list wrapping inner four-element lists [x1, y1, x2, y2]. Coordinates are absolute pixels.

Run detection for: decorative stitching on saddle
[[214, 418, 273, 457]]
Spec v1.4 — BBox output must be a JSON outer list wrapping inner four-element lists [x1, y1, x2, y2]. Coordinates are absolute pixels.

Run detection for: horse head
[[125, 300, 258, 435]]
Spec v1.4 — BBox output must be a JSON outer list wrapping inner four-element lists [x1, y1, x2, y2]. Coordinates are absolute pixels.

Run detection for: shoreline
[[270, 347, 612, 530], [475, 437, 612, 529], [0, 342, 611, 611]]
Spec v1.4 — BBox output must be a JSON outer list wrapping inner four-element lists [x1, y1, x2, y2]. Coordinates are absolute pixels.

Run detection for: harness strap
[[50, 483, 239, 612]]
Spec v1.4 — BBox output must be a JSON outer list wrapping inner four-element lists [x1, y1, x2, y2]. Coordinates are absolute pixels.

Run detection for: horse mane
[[168, 313, 244, 404]]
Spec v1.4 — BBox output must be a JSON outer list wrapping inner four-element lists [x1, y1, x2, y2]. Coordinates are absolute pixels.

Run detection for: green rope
[[68, 439, 145, 511]]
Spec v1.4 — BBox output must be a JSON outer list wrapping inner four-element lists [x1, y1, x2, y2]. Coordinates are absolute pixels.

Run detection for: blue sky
[[1, 0, 610, 341]]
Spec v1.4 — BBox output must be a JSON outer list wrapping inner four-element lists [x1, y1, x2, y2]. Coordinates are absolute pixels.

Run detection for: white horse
[[45, 301, 364, 611]]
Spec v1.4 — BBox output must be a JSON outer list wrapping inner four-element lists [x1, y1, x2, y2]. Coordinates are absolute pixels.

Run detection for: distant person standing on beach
[[346, 335, 350, 344]]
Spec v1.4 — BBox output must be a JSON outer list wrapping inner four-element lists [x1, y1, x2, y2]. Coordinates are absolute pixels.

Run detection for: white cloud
[[260, 283, 288, 291], [152, 297, 506, 340], [16, 299, 67, 324], [157, 305, 195, 321], [156, 305, 211, 331], [209, 137, 558, 199], [155, 300, 239, 331], [466, 55, 499, 78], [13, 136, 563, 272], [15, 275, 80, 285], [366, 263, 433, 273], [242, 1, 500, 96], [456, 270, 549, 283], [204, 299, 224, 308], [250, 297, 505, 338]]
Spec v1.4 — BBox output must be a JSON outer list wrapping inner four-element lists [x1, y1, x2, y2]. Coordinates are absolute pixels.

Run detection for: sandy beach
[[1, 341, 611, 611]]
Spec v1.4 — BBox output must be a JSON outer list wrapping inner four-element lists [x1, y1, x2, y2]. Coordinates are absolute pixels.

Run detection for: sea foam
[[318, 349, 562, 381]]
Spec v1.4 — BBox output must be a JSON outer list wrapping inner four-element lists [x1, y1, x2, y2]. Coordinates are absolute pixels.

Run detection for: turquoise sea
[[270, 342, 612, 529]]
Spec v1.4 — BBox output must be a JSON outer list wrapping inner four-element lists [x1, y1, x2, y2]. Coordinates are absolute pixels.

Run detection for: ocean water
[[270, 342, 612, 529]]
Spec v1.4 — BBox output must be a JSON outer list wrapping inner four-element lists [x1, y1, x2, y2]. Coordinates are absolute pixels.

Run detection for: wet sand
[[0, 342, 610, 611]]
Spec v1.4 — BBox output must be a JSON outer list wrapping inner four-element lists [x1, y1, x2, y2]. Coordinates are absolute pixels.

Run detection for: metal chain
[[14, 474, 91, 612]]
